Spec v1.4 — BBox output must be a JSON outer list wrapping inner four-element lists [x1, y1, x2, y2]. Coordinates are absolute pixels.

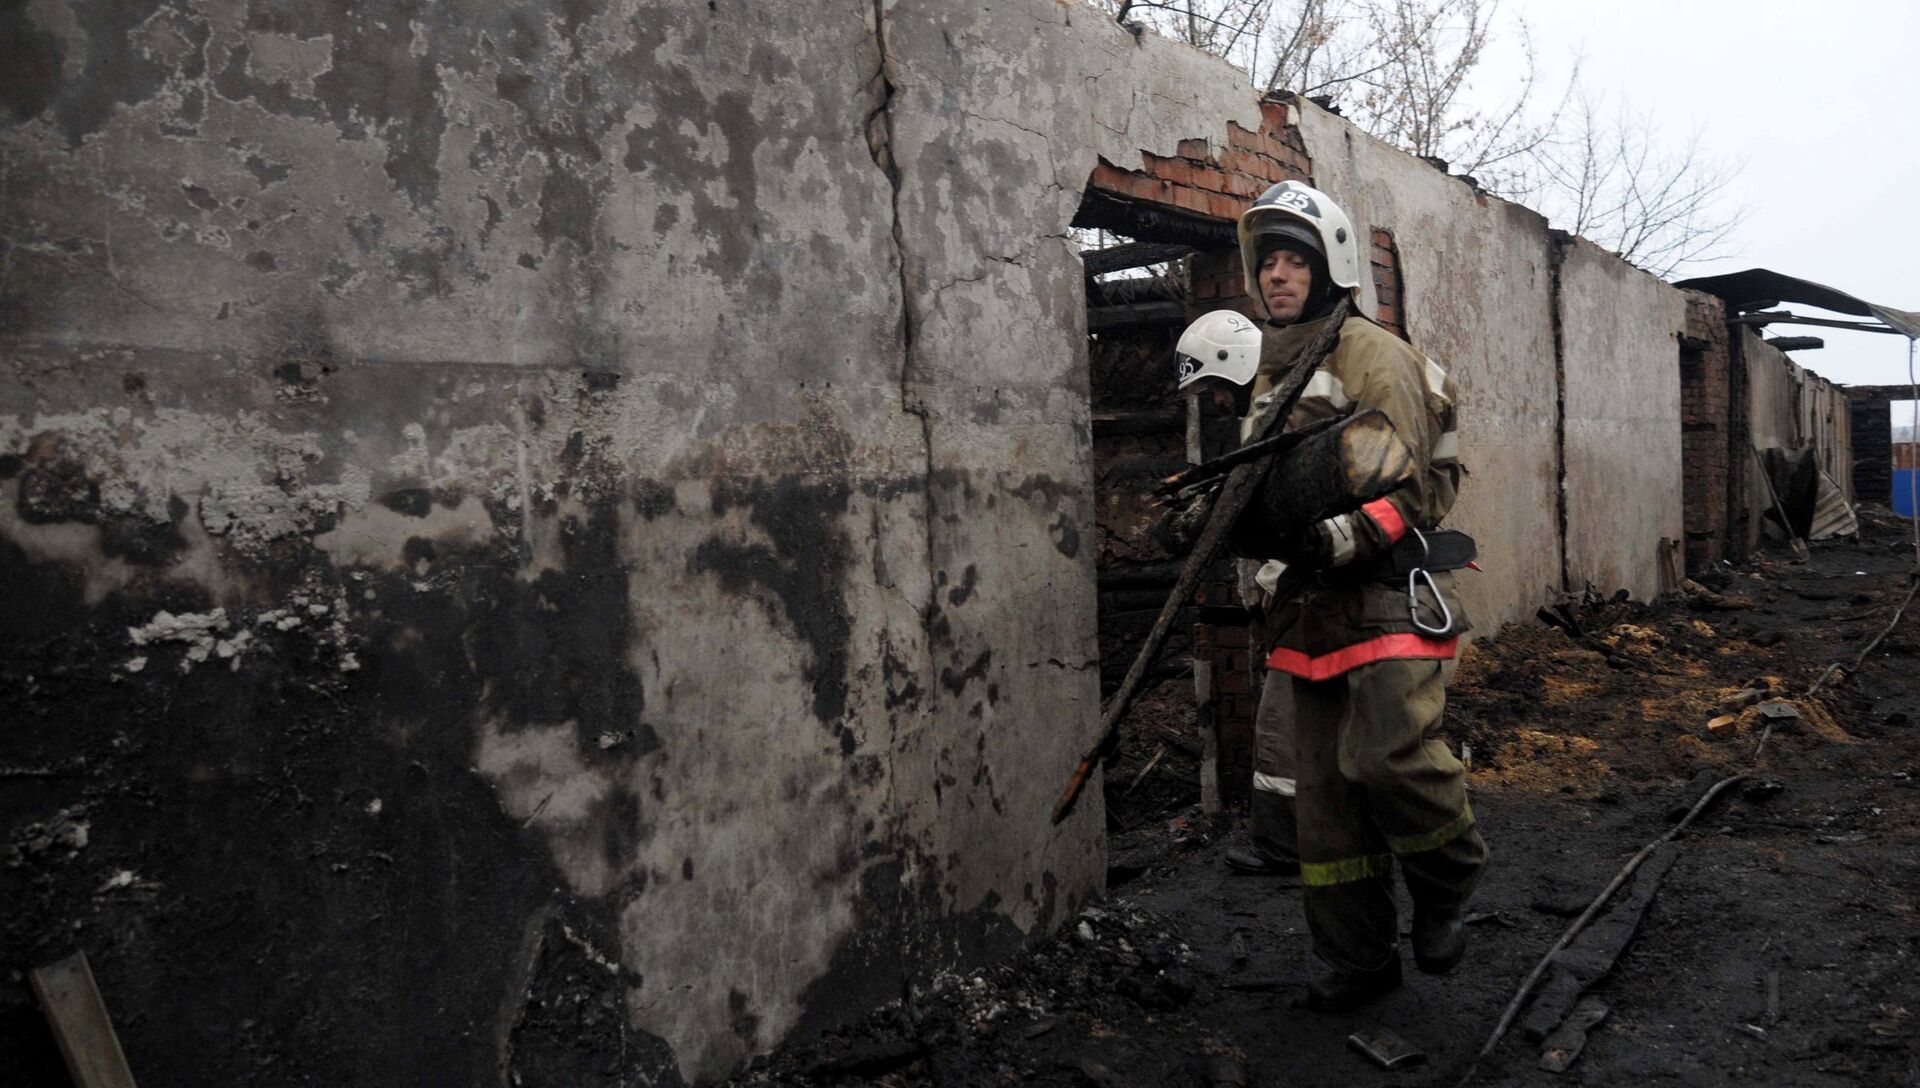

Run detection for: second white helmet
[[1175, 309, 1262, 391]]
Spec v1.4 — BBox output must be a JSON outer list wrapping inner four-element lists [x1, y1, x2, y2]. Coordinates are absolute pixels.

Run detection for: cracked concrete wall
[[1557, 237, 1686, 601], [0, 1, 1274, 1084], [870, 0, 1262, 989]]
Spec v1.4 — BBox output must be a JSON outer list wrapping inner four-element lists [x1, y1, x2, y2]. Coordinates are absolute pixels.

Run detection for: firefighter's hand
[[1152, 491, 1211, 555], [1274, 518, 1367, 575], [1272, 523, 1327, 571]]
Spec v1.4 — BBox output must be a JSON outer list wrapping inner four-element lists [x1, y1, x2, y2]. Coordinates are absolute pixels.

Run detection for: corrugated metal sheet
[[1809, 470, 1859, 540], [1676, 267, 1919, 338]]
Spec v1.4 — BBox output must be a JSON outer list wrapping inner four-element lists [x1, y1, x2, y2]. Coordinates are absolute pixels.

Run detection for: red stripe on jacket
[[1266, 633, 1458, 682], [1361, 497, 1408, 543]]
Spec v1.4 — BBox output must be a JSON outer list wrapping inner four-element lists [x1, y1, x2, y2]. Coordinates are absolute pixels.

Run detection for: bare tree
[[1093, 0, 1740, 278], [1097, 1, 1274, 57], [1096, 1, 1556, 179], [1519, 91, 1746, 277], [1340, 2, 1572, 194]]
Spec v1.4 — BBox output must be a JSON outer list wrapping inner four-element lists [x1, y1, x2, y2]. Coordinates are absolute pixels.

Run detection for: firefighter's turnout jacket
[[1240, 308, 1470, 672]]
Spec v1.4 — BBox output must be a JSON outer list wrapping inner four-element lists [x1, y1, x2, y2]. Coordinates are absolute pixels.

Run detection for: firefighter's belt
[[1317, 528, 1476, 587]]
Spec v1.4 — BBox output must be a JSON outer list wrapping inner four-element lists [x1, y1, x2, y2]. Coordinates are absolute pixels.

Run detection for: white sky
[[1464, 0, 1920, 388]]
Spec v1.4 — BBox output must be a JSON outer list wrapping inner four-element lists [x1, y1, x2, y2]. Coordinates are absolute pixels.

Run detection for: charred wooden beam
[[1089, 300, 1188, 332], [1088, 276, 1183, 308], [1519, 846, 1681, 1042], [1730, 311, 1905, 335], [1093, 407, 1186, 437], [1097, 561, 1184, 588], [1082, 241, 1196, 277], [1074, 189, 1239, 248], [1764, 336, 1825, 352]]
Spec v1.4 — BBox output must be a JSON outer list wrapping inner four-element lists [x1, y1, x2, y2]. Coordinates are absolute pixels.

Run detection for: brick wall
[[1843, 384, 1916, 504], [1679, 291, 1732, 569], [1088, 99, 1407, 337], [1088, 100, 1313, 225], [1370, 228, 1407, 339]]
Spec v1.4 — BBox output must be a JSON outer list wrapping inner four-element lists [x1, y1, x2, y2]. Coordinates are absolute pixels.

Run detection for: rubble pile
[[732, 903, 1239, 1087]]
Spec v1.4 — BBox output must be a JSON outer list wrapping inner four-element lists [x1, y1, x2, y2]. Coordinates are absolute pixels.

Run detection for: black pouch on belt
[[1384, 528, 1476, 577]]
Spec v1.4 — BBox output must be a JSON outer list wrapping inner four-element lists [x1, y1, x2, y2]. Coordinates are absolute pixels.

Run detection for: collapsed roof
[[1677, 267, 1920, 339]]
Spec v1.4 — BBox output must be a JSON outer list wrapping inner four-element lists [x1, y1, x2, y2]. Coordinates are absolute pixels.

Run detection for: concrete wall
[[0, 2, 1267, 1084], [1557, 238, 1687, 599], [1294, 107, 1565, 628]]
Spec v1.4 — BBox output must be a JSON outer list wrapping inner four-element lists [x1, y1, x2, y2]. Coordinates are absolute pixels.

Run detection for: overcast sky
[[1465, 0, 1918, 389]]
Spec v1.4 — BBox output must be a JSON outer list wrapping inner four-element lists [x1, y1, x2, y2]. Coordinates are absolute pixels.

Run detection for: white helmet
[[1175, 309, 1262, 391], [1237, 180, 1360, 318]]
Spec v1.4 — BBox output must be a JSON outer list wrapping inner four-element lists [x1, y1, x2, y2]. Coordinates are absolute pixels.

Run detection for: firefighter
[[1172, 309, 1303, 879], [1193, 180, 1488, 1010]]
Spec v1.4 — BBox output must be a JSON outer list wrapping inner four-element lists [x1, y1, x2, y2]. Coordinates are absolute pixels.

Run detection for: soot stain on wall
[[462, 501, 659, 760], [0, 486, 683, 1085], [691, 476, 855, 744]]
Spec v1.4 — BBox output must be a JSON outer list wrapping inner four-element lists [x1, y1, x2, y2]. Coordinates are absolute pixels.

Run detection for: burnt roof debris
[[1677, 267, 1919, 339], [1765, 336, 1826, 352]]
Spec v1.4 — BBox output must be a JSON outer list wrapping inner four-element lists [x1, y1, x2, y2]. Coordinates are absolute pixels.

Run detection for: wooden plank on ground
[[1520, 844, 1681, 1041], [31, 951, 140, 1088]]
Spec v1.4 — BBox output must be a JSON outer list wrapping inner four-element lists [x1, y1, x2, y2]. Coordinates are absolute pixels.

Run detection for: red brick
[[1205, 191, 1246, 219], [1221, 172, 1264, 199], [1228, 123, 1264, 151], [1088, 163, 1163, 203], [1217, 147, 1261, 178], [1169, 184, 1211, 215], [1148, 155, 1194, 187], [1272, 145, 1313, 174], [1177, 137, 1212, 159], [1260, 155, 1304, 183], [1217, 669, 1250, 695], [1190, 164, 1231, 192]]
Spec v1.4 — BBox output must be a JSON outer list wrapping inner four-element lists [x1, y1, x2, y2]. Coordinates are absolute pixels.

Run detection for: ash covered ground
[[731, 509, 1920, 1087]]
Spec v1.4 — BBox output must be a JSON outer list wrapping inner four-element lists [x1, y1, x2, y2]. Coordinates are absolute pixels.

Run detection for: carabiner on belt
[[1405, 526, 1455, 637]]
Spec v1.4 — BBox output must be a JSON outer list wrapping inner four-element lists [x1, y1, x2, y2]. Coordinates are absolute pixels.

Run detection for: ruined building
[[0, 1, 1853, 1084]]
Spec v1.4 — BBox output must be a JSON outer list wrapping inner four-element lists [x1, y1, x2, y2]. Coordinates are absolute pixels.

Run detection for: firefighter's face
[[1258, 245, 1314, 324]]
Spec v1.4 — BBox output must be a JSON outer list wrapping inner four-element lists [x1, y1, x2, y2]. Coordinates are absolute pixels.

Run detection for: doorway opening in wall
[[1071, 195, 1255, 881], [1892, 401, 1919, 519]]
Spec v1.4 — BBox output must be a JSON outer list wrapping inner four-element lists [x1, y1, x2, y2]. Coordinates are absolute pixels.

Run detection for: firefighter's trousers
[[1249, 669, 1301, 865], [1288, 657, 1487, 972]]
